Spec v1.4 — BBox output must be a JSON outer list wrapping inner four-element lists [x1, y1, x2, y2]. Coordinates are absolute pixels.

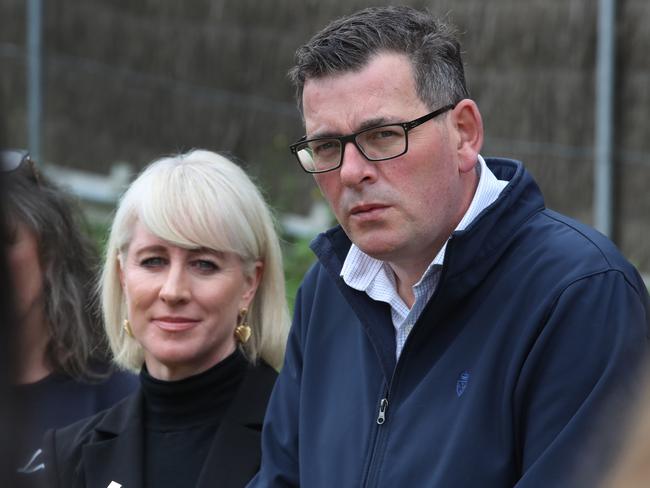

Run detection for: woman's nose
[[159, 263, 191, 304]]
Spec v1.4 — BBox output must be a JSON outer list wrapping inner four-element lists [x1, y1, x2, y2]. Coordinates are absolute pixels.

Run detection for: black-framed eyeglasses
[[289, 103, 455, 174], [1, 149, 41, 184]]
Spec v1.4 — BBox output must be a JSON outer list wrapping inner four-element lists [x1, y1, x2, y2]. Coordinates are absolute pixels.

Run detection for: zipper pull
[[376, 398, 389, 425]]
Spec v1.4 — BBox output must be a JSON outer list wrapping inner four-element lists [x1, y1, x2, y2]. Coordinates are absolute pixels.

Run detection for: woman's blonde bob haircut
[[102, 149, 289, 371]]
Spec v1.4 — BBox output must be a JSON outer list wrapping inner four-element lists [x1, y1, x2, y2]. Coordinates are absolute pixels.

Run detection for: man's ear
[[451, 99, 484, 173]]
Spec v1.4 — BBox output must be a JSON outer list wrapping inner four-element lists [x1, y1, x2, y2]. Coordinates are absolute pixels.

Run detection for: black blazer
[[41, 361, 277, 488]]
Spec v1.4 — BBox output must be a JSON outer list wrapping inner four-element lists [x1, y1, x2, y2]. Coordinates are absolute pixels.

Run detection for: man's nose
[[339, 141, 378, 187]]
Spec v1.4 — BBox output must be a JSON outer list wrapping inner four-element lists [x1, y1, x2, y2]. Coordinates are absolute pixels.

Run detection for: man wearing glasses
[[251, 6, 649, 487]]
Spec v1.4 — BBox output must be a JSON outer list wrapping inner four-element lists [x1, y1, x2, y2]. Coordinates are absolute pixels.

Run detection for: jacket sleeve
[[513, 270, 649, 487], [248, 281, 308, 487]]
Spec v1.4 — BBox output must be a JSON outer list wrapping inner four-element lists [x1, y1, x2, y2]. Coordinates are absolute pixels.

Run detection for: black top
[[140, 350, 248, 488]]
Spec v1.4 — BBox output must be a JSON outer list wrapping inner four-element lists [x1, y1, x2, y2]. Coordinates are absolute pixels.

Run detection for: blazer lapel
[[196, 362, 277, 488], [82, 392, 145, 488]]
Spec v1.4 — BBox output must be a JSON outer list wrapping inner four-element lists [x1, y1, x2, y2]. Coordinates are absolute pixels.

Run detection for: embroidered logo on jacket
[[456, 370, 471, 397]]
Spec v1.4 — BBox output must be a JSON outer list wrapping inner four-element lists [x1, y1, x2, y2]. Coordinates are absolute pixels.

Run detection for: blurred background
[[1, 0, 649, 291]]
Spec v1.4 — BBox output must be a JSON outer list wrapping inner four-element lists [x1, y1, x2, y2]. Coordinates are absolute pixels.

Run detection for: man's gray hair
[[289, 6, 469, 113]]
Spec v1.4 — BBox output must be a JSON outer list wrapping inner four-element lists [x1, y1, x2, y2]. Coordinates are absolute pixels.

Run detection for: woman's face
[[6, 220, 45, 321], [119, 221, 261, 381]]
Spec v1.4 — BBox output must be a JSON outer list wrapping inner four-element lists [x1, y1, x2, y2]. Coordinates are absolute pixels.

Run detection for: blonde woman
[[41, 150, 289, 488]]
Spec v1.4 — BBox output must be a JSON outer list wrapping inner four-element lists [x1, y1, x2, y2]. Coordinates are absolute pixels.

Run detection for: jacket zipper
[[376, 398, 389, 424], [361, 242, 453, 487], [362, 391, 390, 488]]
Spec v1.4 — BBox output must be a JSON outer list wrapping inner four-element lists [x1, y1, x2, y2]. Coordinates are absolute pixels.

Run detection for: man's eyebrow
[[306, 130, 340, 139], [307, 116, 393, 139], [358, 116, 391, 131]]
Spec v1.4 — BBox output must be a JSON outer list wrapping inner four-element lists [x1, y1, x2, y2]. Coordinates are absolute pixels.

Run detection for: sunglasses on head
[[1, 149, 41, 185]]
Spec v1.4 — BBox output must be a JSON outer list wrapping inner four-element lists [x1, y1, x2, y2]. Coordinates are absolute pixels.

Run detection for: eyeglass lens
[[297, 124, 407, 172]]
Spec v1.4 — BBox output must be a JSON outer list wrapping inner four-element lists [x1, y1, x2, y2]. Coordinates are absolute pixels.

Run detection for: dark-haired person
[[41, 150, 289, 488], [251, 6, 650, 487], [0, 158, 22, 487], [1, 150, 137, 484]]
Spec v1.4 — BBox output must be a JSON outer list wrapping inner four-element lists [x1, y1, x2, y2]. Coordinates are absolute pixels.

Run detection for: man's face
[[303, 52, 475, 272]]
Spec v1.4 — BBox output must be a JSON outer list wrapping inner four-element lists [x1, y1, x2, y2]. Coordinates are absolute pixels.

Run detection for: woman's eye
[[140, 257, 166, 268], [193, 260, 219, 272]]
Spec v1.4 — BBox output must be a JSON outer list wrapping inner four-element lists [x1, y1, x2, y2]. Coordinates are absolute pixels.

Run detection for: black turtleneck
[[140, 349, 248, 488]]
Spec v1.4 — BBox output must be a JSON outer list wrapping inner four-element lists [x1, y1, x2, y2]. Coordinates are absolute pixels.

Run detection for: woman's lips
[[151, 317, 200, 332]]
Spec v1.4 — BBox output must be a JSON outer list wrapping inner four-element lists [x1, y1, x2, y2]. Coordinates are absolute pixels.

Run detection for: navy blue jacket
[[251, 159, 650, 487]]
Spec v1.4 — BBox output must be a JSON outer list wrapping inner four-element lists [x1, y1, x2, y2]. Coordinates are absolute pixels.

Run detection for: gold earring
[[123, 319, 134, 338], [234, 308, 252, 344]]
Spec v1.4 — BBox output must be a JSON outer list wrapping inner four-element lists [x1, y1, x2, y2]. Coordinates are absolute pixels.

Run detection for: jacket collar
[[442, 158, 544, 283], [196, 361, 277, 487], [81, 392, 145, 488]]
